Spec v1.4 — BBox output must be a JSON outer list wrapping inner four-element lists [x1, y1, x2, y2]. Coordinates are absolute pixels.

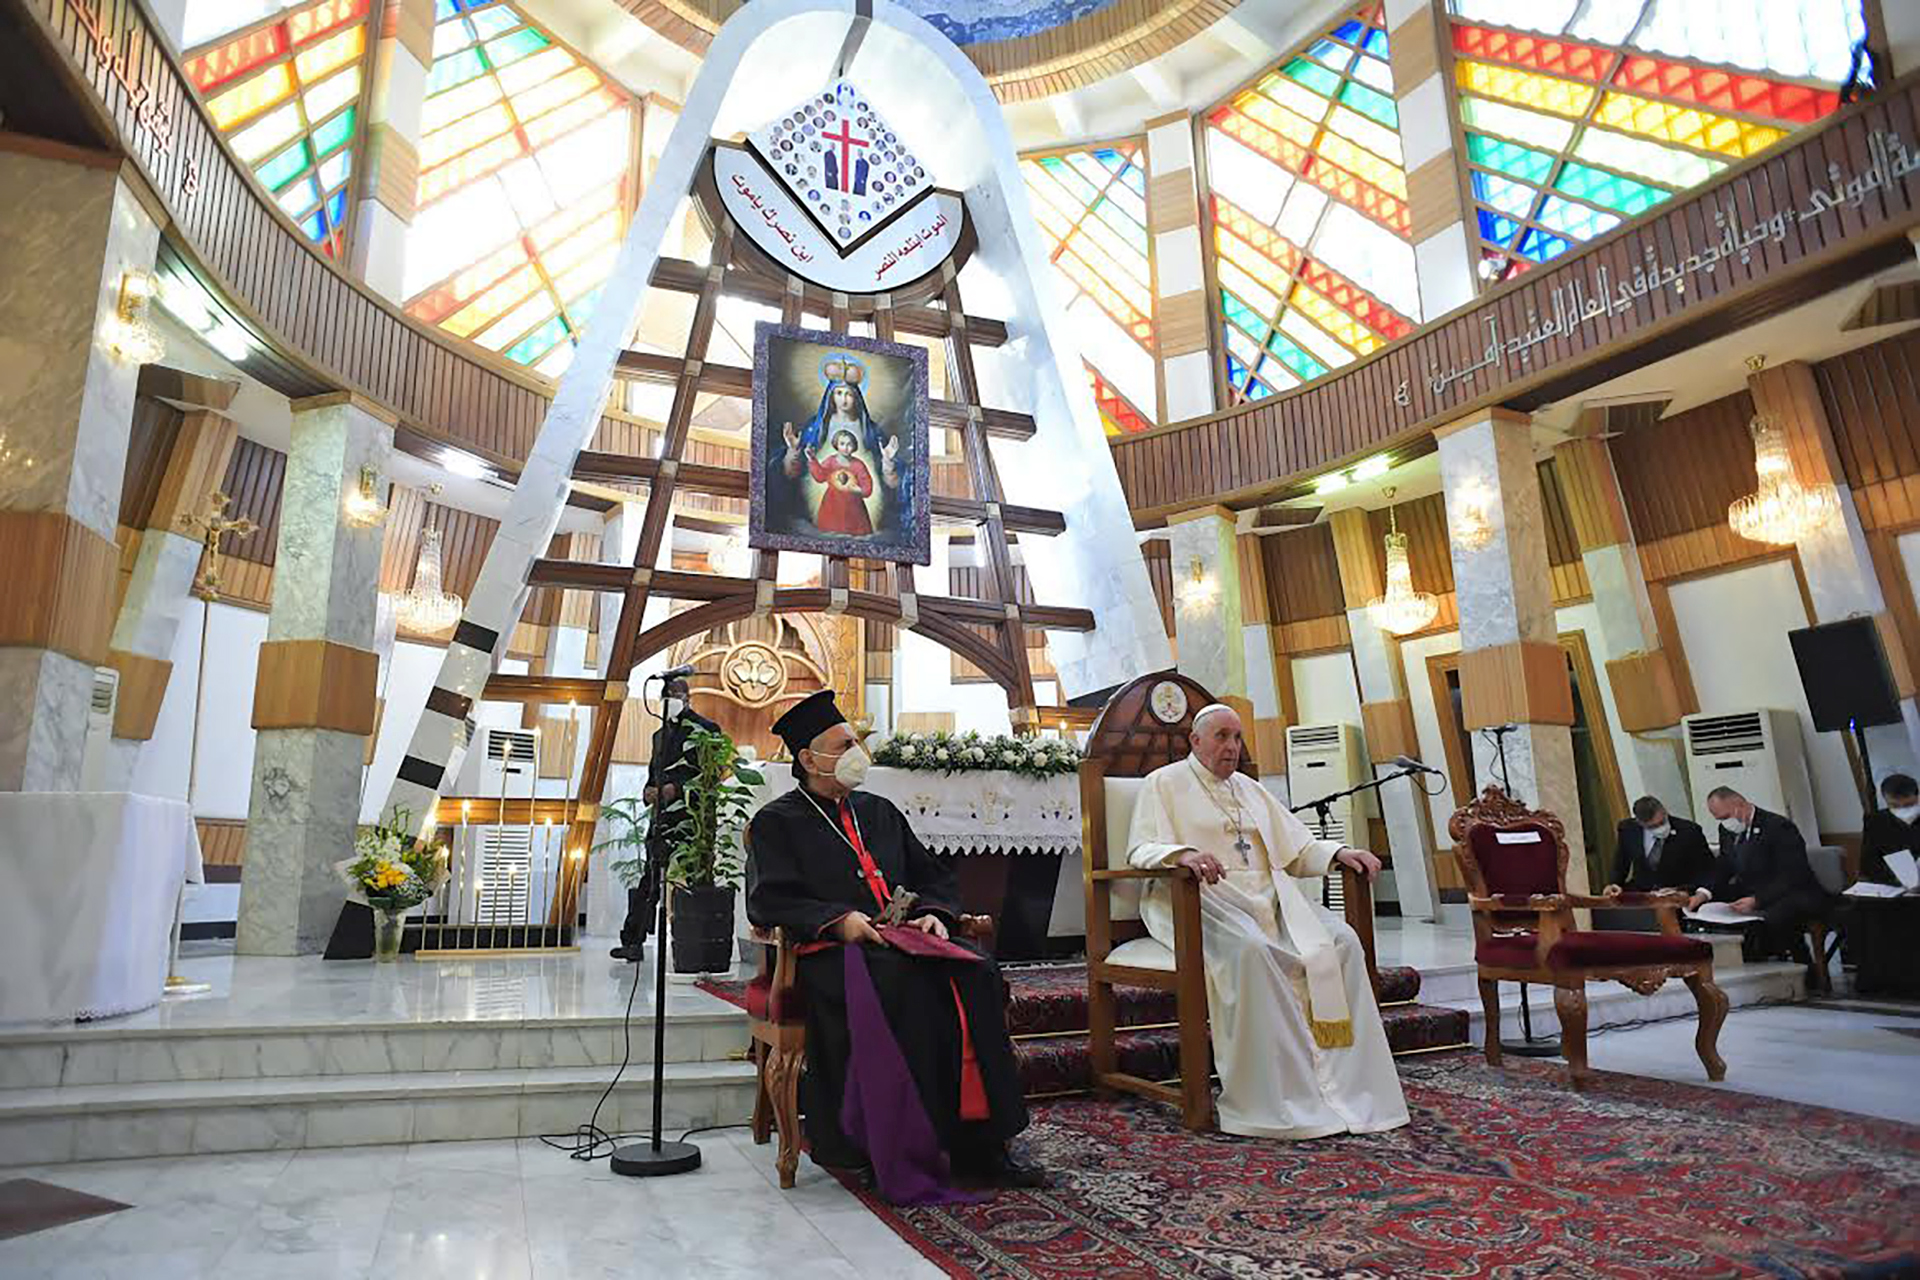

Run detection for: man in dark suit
[[610, 676, 717, 961], [1859, 773, 1920, 886], [1611, 795, 1713, 892], [1692, 786, 1833, 961]]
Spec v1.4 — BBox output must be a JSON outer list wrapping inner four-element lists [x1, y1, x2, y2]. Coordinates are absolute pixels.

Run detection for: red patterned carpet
[[853, 1054, 1920, 1279]]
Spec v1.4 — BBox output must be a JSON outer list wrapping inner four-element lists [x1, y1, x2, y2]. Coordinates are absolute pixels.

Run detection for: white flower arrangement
[[871, 728, 1081, 778]]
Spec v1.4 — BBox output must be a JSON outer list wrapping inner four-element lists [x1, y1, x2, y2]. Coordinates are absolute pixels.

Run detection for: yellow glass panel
[[1592, 92, 1787, 159], [444, 263, 542, 337], [528, 181, 624, 252], [1289, 283, 1379, 354], [1215, 227, 1292, 296], [1315, 132, 1406, 198], [208, 62, 294, 130], [301, 65, 360, 123], [1235, 94, 1319, 150], [421, 73, 503, 136], [1215, 259, 1282, 321], [442, 240, 532, 308], [418, 132, 525, 205], [496, 47, 573, 100], [1456, 61, 1594, 121], [229, 100, 303, 161], [421, 102, 515, 169], [512, 68, 600, 131], [292, 25, 363, 85], [520, 89, 614, 151]]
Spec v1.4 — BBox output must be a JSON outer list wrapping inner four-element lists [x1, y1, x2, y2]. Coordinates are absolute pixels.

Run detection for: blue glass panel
[[1332, 19, 1362, 41], [1246, 377, 1273, 400], [1516, 227, 1573, 262], [1362, 26, 1387, 55], [1477, 209, 1521, 246], [302, 210, 326, 241], [324, 188, 347, 229], [504, 314, 569, 364], [1472, 171, 1536, 217], [1225, 352, 1248, 386]]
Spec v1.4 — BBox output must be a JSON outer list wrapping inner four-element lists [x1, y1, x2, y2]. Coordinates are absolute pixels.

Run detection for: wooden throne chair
[[1081, 671, 1382, 1131], [1449, 785, 1729, 1087], [741, 830, 994, 1188]]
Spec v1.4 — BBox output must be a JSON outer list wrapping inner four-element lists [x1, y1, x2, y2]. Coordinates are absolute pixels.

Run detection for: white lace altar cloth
[[751, 763, 1079, 855]]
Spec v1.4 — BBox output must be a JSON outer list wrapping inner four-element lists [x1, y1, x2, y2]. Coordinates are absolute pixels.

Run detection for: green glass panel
[[1220, 289, 1268, 342], [1338, 80, 1397, 129], [256, 140, 311, 193], [426, 45, 487, 94], [485, 27, 549, 67], [1265, 328, 1326, 382], [467, 7, 520, 39], [311, 105, 356, 158], [1281, 56, 1342, 100], [504, 312, 569, 364], [1466, 133, 1555, 184], [1552, 160, 1669, 216]]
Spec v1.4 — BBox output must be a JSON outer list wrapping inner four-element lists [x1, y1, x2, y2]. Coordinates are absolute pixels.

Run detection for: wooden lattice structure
[[438, 154, 1096, 923]]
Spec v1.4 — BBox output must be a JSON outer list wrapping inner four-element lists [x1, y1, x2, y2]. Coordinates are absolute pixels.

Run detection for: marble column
[[1143, 111, 1215, 422], [1165, 507, 1245, 699], [1328, 508, 1440, 919], [0, 151, 161, 791], [1749, 360, 1920, 782], [236, 393, 395, 955], [97, 409, 239, 788], [1553, 430, 1693, 815], [1384, 0, 1479, 318], [1438, 407, 1590, 895], [347, 0, 434, 299]]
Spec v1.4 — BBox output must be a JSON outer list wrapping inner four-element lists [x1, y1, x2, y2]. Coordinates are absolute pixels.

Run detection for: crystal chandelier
[[1367, 493, 1438, 636], [395, 526, 464, 633], [1727, 413, 1839, 545]]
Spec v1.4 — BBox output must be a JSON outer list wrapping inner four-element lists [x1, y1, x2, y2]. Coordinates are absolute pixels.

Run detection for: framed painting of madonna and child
[[749, 322, 932, 565]]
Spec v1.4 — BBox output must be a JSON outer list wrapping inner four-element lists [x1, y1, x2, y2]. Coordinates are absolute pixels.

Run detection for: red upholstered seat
[[1478, 930, 1713, 970], [1465, 821, 1562, 897], [745, 971, 806, 1024]]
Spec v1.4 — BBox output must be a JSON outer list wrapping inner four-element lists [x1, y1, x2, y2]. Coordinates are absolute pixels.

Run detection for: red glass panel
[[287, 0, 372, 48], [1611, 56, 1837, 124], [185, 26, 289, 92], [1294, 258, 1412, 341], [1210, 106, 1410, 234]]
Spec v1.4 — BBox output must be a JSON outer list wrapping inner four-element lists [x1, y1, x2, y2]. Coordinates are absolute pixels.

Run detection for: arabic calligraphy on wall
[[66, 0, 199, 199], [712, 144, 964, 295], [1108, 84, 1920, 517]]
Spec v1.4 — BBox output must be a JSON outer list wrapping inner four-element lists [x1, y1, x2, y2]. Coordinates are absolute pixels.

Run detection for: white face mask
[[663, 696, 687, 721], [1891, 804, 1920, 824], [813, 743, 870, 789], [1647, 824, 1671, 839], [1719, 816, 1747, 835]]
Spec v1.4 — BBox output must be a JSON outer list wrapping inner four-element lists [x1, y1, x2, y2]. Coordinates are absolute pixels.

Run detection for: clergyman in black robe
[[746, 690, 1040, 1187], [612, 676, 716, 960]]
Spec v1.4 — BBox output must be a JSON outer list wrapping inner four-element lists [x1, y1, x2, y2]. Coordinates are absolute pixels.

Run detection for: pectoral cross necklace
[[1189, 757, 1253, 863]]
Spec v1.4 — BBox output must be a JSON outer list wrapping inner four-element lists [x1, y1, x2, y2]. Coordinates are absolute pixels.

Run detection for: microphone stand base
[[611, 1139, 702, 1177], [1498, 1038, 1564, 1058]]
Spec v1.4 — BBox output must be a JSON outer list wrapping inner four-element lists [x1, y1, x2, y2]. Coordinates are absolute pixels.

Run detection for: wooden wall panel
[[1366, 494, 1453, 596], [1610, 392, 1757, 545], [1261, 524, 1345, 623], [1141, 538, 1175, 639], [196, 819, 248, 868], [218, 439, 286, 567], [1813, 326, 1920, 497], [119, 396, 184, 532]]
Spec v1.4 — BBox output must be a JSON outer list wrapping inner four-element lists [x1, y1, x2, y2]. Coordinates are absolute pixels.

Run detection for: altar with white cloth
[[749, 763, 1084, 957], [0, 793, 204, 1024]]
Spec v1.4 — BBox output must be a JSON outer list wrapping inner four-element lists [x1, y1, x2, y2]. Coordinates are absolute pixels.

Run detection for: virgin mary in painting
[[777, 357, 903, 536]]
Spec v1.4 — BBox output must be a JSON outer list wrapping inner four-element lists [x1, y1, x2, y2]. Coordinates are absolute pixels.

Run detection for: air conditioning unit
[[1683, 709, 1818, 837], [474, 826, 535, 926], [79, 667, 119, 789], [474, 727, 536, 796], [1286, 723, 1367, 912]]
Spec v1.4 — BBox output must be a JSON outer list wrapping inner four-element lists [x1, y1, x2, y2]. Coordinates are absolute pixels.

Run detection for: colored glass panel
[[1446, 2, 1865, 282], [1020, 143, 1155, 422], [1203, 5, 1418, 406], [188, 0, 374, 255], [402, 0, 638, 373]]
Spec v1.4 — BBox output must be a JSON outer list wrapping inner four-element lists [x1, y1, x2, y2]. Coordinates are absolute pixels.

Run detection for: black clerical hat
[[771, 688, 846, 757]]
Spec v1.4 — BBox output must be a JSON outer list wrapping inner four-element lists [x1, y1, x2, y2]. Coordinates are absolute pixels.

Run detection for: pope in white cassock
[[1126, 703, 1410, 1139]]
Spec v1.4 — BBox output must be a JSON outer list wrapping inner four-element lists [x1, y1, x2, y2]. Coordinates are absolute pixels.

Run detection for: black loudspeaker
[[1788, 617, 1903, 732]]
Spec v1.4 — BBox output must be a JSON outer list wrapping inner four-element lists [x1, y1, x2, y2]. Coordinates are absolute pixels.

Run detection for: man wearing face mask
[[1859, 773, 1920, 886], [610, 676, 717, 962], [1692, 786, 1832, 961], [1611, 796, 1713, 893], [745, 690, 1037, 1188]]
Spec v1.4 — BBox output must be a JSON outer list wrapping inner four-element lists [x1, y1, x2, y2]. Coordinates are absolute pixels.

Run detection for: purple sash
[[839, 945, 983, 1206]]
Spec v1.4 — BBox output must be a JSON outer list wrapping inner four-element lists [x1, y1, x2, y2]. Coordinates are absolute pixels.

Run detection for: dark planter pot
[[670, 884, 737, 973]]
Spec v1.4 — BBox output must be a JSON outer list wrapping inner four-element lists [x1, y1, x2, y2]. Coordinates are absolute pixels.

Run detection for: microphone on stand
[[652, 662, 697, 682], [1388, 755, 1444, 776]]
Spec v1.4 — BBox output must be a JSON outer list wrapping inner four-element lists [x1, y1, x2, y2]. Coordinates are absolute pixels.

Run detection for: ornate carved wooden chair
[[1081, 671, 1381, 1130], [742, 874, 994, 1189], [1450, 785, 1729, 1087]]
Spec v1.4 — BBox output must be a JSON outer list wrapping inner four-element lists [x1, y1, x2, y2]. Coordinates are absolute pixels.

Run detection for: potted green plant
[[592, 795, 651, 893], [657, 725, 763, 973]]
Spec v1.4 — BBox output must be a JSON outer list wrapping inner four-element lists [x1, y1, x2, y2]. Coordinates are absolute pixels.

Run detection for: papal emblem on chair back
[[1448, 786, 1569, 904]]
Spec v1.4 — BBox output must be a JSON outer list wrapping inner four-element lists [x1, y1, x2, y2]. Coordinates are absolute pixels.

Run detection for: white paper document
[[1886, 849, 1919, 890], [1684, 901, 1763, 926], [1844, 881, 1907, 899]]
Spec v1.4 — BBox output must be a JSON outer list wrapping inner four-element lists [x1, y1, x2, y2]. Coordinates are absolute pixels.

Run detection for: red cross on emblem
[[820, 118, 870, 193]]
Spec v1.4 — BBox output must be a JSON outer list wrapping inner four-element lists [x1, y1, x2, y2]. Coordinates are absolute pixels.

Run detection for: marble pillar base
[[236, 728, 369, 955], [0, 648, 94, 792]]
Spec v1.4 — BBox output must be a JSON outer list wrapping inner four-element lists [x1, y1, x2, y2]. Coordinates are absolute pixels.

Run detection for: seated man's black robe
[[746, 784, 1028, 1169]]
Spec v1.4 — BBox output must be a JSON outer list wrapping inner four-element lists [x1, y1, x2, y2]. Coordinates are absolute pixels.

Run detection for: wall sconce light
[[104, 270, 166, 365], [1179, 556, 1218, 609], [1352, 455, 1391, 481], [1450, 478, 1495, 551], [343, 465, 387, 528]]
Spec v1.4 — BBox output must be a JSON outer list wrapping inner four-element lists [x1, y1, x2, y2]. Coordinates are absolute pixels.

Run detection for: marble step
[[0, 1059, 759, 1166], [0, 1009, 752, 1089], [1446, 959, 1806, 1044]]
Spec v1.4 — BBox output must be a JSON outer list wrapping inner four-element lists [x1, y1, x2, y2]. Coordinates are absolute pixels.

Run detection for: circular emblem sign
[[1149, 680, 1189, 725]]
